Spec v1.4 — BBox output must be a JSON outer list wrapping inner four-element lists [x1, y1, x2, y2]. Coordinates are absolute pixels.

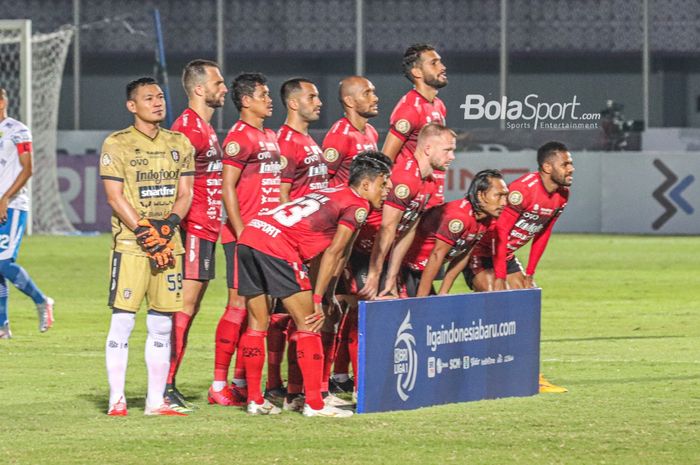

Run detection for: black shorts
[[463, 255, 524, 291], [236, 245, 311, 298], [223, 241, 237, 289], [346, 251, 388, 294], [400, 267, 435, 298], [180, 230, 216, 281]]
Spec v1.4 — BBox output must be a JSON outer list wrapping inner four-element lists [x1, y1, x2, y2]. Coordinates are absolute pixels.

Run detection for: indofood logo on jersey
[[394, 311, 418, 401], [460, 94, 601, 130]]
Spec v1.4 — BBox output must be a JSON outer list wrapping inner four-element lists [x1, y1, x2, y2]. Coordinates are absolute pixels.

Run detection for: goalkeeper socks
[[266, 313, 289, 390], [296, 331, 324, 410], [240, 329, 267, 404], [286, 322, 303, 395], [167, 311, 192, 385], [0, 260, 45, 304], [321, 331, 336, 393], [213, 305, 246, 382], [0, 276, 8, 326], [145, 311, 172, 409], [105, 311, 136, 406]]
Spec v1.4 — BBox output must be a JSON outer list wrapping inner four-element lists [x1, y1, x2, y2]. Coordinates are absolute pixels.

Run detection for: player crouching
[[235, 151, 391, 417]]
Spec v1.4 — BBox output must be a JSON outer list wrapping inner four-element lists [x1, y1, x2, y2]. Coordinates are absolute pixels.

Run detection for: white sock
[[105, 312, 136, 406], [144, 312, 172, 409], [212, 380, 227, 391]]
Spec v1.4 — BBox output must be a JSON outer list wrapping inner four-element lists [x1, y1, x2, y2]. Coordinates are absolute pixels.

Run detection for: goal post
[[0, 20, 76, 234]]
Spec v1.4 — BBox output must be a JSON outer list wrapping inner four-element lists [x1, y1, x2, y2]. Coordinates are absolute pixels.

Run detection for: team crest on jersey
[[279, 155, 288, 170], [395, 119, 411, 135], [101, 153, 112, 166], [448, 219, 464, 234], [323, 147, 339, 163], [395, 184, 410, 199], [171, 150, 180, 162], [508, 191, 523, 206], [355, 208, 368, 223], [225, 141, 240, 157]]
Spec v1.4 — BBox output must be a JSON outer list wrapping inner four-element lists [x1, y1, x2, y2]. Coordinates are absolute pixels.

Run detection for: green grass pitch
[[0, 234, 698, 464]]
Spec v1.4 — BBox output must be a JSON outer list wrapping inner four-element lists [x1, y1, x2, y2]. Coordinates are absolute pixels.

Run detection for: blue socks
[[0, 276, 7, 326], [0, 260, 46, 306]]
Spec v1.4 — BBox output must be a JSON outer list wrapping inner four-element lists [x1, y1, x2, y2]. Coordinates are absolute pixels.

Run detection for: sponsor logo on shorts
[[508, 191, 523, 206], [323, 147, 339, 163], [395, 119, 411, 135], [139, 184, 176, 199], [123, 289, 132, 300]]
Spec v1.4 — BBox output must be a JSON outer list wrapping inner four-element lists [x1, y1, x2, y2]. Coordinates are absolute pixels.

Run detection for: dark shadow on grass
[[543, 335, 686, 343], [79, 393, 146, 413]]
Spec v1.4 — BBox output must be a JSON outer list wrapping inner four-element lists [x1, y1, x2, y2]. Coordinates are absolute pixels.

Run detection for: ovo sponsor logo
[[394, 311, 417, 401]]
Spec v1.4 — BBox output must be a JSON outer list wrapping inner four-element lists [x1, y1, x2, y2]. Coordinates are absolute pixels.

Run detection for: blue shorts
[[0, 208, 28, 262]]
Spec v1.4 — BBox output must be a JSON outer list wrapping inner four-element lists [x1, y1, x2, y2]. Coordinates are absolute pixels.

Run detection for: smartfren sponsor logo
[[139, 185, 176, 199], [394, 311, 418, 401]]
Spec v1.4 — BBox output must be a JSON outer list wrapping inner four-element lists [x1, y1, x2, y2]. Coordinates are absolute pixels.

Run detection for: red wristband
[[312, 294, 322, 304]]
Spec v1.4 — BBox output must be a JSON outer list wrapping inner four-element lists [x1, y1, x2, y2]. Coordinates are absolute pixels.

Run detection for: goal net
[[0, 20, 75, 234]]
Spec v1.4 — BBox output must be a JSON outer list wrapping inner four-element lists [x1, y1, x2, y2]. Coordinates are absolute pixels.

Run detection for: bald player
[[322, 76, 379, 187]]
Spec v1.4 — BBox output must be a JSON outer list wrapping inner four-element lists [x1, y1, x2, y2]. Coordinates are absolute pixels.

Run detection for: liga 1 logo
[[394, 311, 418, 401]]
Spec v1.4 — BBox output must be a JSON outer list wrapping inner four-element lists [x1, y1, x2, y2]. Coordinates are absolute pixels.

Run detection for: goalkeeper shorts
[[107, 250, 184, 312]]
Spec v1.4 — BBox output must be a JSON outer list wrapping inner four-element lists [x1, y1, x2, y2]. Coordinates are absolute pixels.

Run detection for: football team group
[[0, 43, 574, 419]]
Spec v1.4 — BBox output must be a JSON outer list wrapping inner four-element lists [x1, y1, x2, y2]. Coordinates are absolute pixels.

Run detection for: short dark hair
[[231, 72, 267, 111], [280, 77, 314, 107], [537, 141, 569, 169], [467, 169, 504, 213], [126, 77, 158, 100], [402, 43, 436, 83], [182, 59, 219, 96], [349, 150, 393, 187]]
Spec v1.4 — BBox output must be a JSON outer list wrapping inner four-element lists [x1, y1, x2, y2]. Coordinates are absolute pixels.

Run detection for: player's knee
[[146, 310, 172, 339], [507, 273, 526, 289], [0, 260, 23, 282]]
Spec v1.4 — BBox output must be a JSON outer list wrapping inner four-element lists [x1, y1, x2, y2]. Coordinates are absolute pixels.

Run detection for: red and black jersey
[[354, 152, 434, 254], [403, 199, 491, 271], [171, 108, 223, 242], [239, 186, 370, 263], [278, 124, 328, 199], [388, 89, 447, 206], [472, 172, 569, 279], [220, 120, 282, 244], [322, 117, 378, 187]]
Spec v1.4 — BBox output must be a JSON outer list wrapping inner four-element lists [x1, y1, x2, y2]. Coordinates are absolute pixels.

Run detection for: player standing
[[382, 43, 447, 207], [398, 169, 508, 297], [209, 73, 282, 406], [323, 76, 379, 187], [164, 60, 227, 411], [0, 87, 54, 339], [101, 77, 194, 416], [236, 151, 392, 417], [465, 141, 574, 393]]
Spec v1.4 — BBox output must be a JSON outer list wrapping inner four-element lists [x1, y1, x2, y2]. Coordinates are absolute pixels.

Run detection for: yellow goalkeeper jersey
[[99, 125, 195, 256]]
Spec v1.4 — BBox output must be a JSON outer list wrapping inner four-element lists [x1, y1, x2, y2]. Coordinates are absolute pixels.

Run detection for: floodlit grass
[[1, 234, 698, 465]]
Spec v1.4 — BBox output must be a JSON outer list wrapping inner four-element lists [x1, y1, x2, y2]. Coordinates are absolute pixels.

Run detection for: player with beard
[[397, 170, 509, 297], [323, 76, 379, 187], [208, 73, 282, 406], [236, 151, 391, 417], [383, 44, 448, 207], [164, 60, 227, 412], [320, 75, 380, 395], [465, 141, 574, 393]]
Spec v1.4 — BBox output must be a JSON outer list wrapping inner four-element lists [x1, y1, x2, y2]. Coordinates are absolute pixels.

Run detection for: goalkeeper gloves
[[147, 241, 176, 271], [135, 213, 181, 253]]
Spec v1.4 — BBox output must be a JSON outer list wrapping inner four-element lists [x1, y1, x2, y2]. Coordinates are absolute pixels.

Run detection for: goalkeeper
[[99, 77, 194, 417]]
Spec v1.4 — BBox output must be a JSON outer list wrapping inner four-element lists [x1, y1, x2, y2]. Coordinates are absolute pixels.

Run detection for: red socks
[[286, 321, 303, 395], [347, 309, 359, 379], [213, 306, 247, 382], [167, 311, 192, 385], [266, 313, 290, 390], [321, 331, 336, 393], [296, 330, 324, 410], [239, 328, 267, 404]]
